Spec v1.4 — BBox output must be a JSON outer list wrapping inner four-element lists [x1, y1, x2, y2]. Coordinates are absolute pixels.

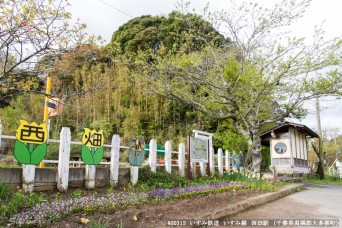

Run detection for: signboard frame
[[190, 136, 209, 163], [187, 130, 213, 180]]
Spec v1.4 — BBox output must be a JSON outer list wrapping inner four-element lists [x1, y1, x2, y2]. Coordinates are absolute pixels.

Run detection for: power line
[[97, 0, 133, 18]]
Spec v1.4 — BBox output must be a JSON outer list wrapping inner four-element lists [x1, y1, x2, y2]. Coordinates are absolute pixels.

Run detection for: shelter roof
[[260, 121, 319, 146]]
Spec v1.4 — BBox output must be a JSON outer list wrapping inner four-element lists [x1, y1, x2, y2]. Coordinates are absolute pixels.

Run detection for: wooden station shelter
[[260, 122, 319, 174]]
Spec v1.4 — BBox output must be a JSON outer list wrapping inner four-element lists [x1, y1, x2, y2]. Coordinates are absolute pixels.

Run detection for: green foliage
[[0, 182, 13, 204], [110, 11, 228, 58], [213, 119, 249, 153], [137, 167, 188, 190], [45, 142, 59, 160], [0, 186, 46, 222], [107, 187, 114, 194], [261, 147, 271, 171], [305, 175, 342, 185], [90, 221, 107, 228], [136, 166, 279, 192], [72, 189, 83, 199], [0, 73, 44, 108]]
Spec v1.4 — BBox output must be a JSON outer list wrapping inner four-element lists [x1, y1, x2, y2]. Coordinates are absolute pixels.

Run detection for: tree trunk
[[251, 132, 262, 173], [317, 137, 325, 179], [311, 140, 325, 179]]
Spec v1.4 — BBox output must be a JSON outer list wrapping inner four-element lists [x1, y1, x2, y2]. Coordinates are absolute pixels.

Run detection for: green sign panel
[[128, 135, 145, 166]]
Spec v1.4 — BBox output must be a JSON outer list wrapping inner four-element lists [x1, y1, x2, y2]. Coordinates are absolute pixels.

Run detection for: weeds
[[0, 186, 46, 223]]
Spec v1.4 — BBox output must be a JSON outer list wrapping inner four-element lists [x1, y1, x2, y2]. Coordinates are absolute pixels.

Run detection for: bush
[[0, 181, 13, 203], [137, 167, 188, 190], [0, 184, 46, 222]]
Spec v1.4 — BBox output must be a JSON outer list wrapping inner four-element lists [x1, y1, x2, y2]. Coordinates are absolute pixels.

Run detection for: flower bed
[[149, 181, 248, 199], [10, 192, 149, 227]]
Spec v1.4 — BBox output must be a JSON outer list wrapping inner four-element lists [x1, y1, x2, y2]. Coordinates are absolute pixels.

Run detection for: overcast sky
[[68, 0, 342, 135]]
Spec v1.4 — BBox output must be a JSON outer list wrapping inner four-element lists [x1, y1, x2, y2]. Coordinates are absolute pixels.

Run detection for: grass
[[304, 175, 342, 185], [0, 185, 46, 223], [0, 163, 21, 168]]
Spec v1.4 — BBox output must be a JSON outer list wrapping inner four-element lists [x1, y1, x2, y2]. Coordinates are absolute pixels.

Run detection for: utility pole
[[44, 76, 52, 121], [316, 96, 324, 179], [39, 75, 51, 168]]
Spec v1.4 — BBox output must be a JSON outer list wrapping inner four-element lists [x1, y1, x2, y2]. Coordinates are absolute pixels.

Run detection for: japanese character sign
[[81, 128, 104, 165], [82, 128, 104, 148], [128, 135, 145, 166], [16, 120, 48, 144], [14, 120, 48, 165]]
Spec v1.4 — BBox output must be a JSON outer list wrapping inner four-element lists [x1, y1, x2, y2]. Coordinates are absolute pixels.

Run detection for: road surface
[[221, 183, 342, 227]]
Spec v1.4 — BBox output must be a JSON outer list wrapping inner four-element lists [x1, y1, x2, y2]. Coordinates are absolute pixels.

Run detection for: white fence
[[328, 159, 342, 178], [0, 124, 233, 193]]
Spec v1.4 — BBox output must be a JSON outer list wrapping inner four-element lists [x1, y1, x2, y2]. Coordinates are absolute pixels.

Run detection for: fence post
[[191, 161, 197, 178], [22, 164, 35, 193], [57, 127, 71, 192], [130, 166, 139, 185], [210, 147, 215, 174], [165, 141, 172, 174], [218, 148, 223, 176], [85, 165, 96, 189], [200, 162, 207, 177], [178, 143, 185, 177], [0, 120, 2, 149], [110, 134, 120, 187], [149, 139, 157, 173], [225, 150, 230, 174]]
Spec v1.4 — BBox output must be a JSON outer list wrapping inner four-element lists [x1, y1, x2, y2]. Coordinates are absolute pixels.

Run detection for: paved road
[[221, 183, 342, 227]]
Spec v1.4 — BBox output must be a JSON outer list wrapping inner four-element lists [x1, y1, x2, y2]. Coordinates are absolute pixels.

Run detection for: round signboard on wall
[[274, 142, 287, 154]]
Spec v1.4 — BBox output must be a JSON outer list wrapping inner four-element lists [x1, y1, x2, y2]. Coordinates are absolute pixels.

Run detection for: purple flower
[[149, 181, 247, 199]]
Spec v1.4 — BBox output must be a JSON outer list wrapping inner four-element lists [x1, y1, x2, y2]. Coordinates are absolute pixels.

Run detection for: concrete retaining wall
[[0, 167, 130, 191]]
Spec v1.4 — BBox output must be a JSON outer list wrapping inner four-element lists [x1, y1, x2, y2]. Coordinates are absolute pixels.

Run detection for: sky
[[68, 0, 342, 136]]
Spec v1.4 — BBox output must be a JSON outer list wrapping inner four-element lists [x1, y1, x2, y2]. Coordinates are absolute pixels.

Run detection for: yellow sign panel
[[16, 120, 48, 145], [82, 128, 104, 148]]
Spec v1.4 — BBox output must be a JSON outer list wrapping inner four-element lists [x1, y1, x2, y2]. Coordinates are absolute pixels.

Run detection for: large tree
[[0, 0, 100, 86], [109, 11, 229, 59], [137, 0, 342, 173]]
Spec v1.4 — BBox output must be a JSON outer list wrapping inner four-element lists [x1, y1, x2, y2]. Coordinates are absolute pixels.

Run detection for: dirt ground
[[48, 189, 265, 228]]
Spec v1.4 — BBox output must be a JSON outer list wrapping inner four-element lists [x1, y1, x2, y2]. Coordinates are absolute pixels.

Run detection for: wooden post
[[130, 166, 139, 185], [200, 141, 207, 177], [191, 161, 197, 178], [22, 164, 35, 193], [178, 143, 185, 177], [85, 165, 96, 189], [218, 148, 223, 176], [187, 136, 192, 180], [200, 162, 207, 177], [57, 127, 71, 192], [149, 139, 157, 173], [207, 140, 210, 175], [110, 134, 120, 187], [225, 150, 230, 174], [0, 120, 2, 149], [165, 141, 172, 174], [210, 146, 215, 174]]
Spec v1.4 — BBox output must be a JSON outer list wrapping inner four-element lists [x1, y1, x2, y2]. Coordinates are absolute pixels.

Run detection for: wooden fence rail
[[0, 123, 233, 192]]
